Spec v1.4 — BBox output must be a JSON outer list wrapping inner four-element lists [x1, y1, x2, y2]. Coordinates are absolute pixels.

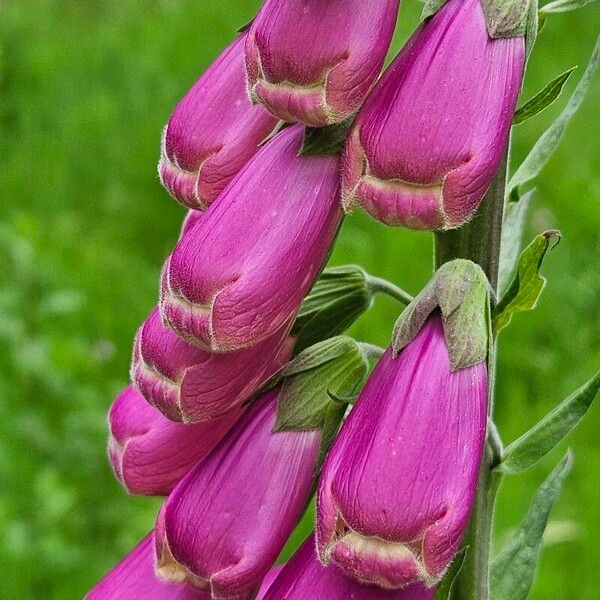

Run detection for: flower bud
[[246, 0, 399, 126], [159, 33, 279, 209], [342, 0, 525, 230], [155, 387, 321, 600], [263, 536, 434, 600], [86, 533, 209, 599], [132, 307, 293, 422], [161, 124, 342, 352], [317, 315, 488, 588], [108, 386, 241, 495]]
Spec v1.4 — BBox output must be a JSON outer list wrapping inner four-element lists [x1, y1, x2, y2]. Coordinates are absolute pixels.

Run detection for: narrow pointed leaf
[[541, 0, 598, 13], [493, 230, 561, 333], [435, 547, 469, 600], [498, 189, 534, 294], [499, 371, 600, 474], [513, 67, 577, 125], [508, 36, 600, 193], [490, 452, 573, 600]]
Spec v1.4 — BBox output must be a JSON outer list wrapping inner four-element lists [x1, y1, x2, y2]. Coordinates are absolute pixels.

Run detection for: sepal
[[421, 0, 450, 20], [293, 266, 372, 353], [490, 452, 573, 600], [392, 259, 491, 370], [481, 0, 532, 38], [275, 336, 370, 432], [493, 230, 560, 334]]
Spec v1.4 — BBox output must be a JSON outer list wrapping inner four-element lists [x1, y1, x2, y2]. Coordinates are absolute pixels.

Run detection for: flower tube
[[263, 536, 435, 599], [342, 0, 525, 230], [108, 386, 241, 495], [86, 533, 209, 599], [161, 124, 342, 352], [317, 315, 488, 588], [155, 388, 321, 600], [246, 0, 399, 126], [132, 306, 293, 422], [159, 32, 279, 209]]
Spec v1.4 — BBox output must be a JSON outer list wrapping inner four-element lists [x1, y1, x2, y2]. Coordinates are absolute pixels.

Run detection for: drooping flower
[[108, 386, 241, 495], [317, 314, 488, 588], [342, 0, 525, 230], [246, 0, 400, 126], [161, 124, 342, 352], [86, 533, 209, 599], [131, 306, 293, 422], [263, 536, 435, 599], [155, 388, 321, 600], [159, 32, 279, 209]]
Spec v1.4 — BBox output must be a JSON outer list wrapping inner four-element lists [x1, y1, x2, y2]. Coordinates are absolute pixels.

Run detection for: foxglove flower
[[264, 536, 435, 599], [159, 32, 279, 209], [108, 386, 241, 495], [246, 0, 399, 126], [86, 533, 209, 599], [342, 0, 525, 230], [155, 388, 321, 599], [132, 307, 293, 422], [161, 124, 342, 352], [256, 567, 283, 600], [317, 315, 488, 588]]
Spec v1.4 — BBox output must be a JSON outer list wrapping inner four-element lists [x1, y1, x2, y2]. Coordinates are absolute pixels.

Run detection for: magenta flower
[[342, 0, 525, 230], [317, 315, 488, 588], [246, 0, 399, 126], [155, 388, 321, 600], [86, 533, 209, 599], [108, 386, 241, 495], [256, 567, 284, 600], [263, 536, 435, 599], [161, 124, 342, 352], [131, 306, 293, 422], [159, 32, 279, 209]]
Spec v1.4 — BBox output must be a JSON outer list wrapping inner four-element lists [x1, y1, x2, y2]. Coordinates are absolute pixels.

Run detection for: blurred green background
[[0, 0, 598, 597]]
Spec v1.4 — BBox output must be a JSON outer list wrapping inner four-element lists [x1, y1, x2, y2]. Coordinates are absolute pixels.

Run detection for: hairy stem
[[434, 151, 509, 599]]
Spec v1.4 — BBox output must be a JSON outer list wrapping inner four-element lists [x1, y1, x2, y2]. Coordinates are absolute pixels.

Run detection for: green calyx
[[274, 336, 371, 433], [300, 120, 353, 157], [392, 259, 491, 371], [293, 266, 373, 353], [481, 0, 533, 38]]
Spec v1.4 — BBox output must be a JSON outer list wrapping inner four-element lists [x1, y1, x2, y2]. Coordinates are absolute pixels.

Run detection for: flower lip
[[321, 513, 438, 589]]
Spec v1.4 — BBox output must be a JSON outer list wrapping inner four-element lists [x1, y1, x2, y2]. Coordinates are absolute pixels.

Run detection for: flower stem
[[365, 274, 414, 305], [434, 150, 509, 599]]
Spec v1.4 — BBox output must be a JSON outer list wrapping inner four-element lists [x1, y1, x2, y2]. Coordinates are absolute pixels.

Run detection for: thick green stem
[[434, 151, 509, 599]]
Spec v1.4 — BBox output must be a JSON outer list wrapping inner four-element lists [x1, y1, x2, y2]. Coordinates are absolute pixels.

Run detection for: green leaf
[[541, 0, 598, 13], [490, 452, 573, 600], [513, 67, 577, 125], [275, 337, 368, 432], [393, 260, 491, 370], [498, 189, 534, 294], [493, 230, 561, 333], [508, 36, 600, 194], [499, 371, 600, 474], [293, 265, 372, 353], [434, 547, 469, 600]]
